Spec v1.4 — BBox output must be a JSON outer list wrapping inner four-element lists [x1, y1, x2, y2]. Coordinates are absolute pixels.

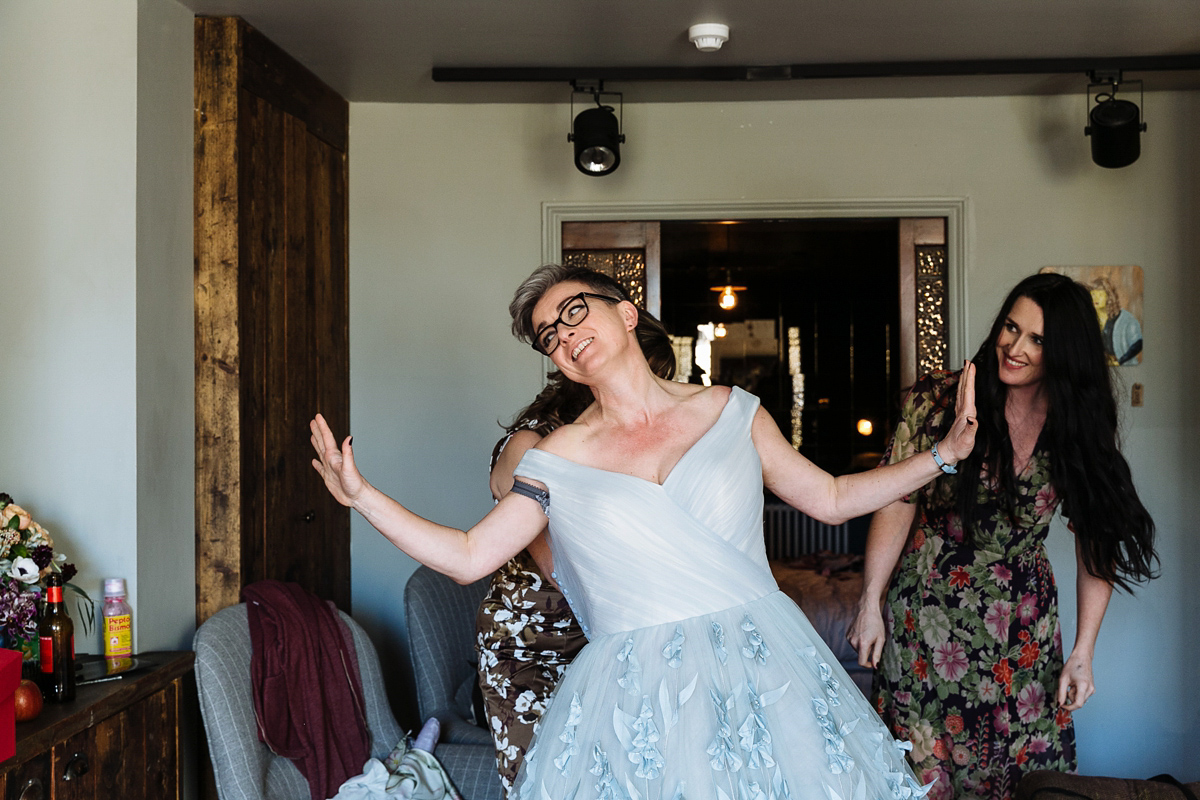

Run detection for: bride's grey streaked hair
[[509, 264, 630, 342]]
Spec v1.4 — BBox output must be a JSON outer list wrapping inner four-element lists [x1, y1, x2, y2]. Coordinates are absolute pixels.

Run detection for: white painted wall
[[0, 0, 195, 655], [349, 94, 1199, 776], [136, 0, 197, 651]]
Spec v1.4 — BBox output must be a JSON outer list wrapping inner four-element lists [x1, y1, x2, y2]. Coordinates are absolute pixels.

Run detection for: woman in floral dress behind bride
[[849, 273, 1157, 800]]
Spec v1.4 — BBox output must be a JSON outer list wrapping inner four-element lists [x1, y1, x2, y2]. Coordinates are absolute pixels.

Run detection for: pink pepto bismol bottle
[[102, 578, 133, 663]]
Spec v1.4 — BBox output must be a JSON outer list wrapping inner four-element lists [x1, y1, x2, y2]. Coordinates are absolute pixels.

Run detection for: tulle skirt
[[513, 591, 930, 800]]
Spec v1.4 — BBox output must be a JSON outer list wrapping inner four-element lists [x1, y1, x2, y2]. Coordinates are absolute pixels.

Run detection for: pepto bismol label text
[[104, 614, 132, 657]]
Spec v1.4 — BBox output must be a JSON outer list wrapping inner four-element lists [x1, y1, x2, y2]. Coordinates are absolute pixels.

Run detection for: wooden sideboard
[[0, 651, 194, 800]]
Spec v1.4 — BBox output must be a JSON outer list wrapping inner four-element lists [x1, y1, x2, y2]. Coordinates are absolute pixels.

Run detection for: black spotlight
[[1085, 74, 1146, 169], [568, 82, 625, 176]]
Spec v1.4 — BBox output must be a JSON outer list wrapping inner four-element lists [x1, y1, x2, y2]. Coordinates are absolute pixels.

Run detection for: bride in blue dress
[[310, 265, 978, 800]]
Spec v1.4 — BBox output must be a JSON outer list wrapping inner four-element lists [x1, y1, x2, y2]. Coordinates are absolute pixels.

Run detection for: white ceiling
[[178, 0, 1200, 103]]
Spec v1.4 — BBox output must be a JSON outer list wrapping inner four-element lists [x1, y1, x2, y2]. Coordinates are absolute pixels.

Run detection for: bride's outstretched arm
[[310, 413, 547, 584], [757, 362, 976, 525]]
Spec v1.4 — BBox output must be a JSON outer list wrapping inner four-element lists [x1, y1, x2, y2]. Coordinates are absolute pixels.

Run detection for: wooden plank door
[[194, 17, 350, 625]]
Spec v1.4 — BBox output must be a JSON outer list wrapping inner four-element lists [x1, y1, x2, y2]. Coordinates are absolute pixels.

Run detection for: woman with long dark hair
[[477, 306, 676, 797], [848, 272, 1157, 800]]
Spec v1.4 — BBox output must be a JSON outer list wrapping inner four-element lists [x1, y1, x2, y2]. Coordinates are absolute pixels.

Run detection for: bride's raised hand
[[939, 361, 978, 464], [310, 413, 369, 508]]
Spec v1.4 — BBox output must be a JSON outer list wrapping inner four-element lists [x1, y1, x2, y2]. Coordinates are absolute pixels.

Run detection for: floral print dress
[[876, 371, 1076, 800], [476, 552, 586, 798], [478, 423, 588, 798]]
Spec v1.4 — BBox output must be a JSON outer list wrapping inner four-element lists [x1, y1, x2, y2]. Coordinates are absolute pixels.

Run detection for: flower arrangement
[[0, 493, 90, 660]]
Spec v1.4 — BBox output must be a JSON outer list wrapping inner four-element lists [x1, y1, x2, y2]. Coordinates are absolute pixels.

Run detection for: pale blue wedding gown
[[510, 387, 930, 800]]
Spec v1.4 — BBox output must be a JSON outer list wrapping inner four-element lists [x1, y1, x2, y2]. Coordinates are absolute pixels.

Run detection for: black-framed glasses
[[532, 292, 622, 355]]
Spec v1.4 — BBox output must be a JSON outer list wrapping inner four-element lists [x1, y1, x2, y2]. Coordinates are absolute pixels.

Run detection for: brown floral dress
[[476, 552, 585, 797], [876, 371, 1076, 800], [477, 423, 588, 798]]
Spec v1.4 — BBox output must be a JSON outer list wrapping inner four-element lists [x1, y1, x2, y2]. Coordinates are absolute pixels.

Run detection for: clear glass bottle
[[102, 578, 133, 670], [38, 573, 75, 702]]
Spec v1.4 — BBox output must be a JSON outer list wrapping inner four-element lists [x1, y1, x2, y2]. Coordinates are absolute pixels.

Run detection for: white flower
[[8, 557, 40, 584], [513, 689, 537, 714], [918, 605, 952, 648], [958, 586, 982, 611], [914, 534, 944, 577], [905, 716, 937, 763], [976, 676, 1000, 704]]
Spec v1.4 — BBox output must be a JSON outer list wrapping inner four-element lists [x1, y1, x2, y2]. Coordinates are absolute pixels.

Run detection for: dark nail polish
[[348, 436, 354, 446]]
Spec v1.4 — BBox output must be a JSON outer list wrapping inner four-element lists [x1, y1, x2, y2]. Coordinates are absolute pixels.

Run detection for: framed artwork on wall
[[1040, 265, 1144, 365]]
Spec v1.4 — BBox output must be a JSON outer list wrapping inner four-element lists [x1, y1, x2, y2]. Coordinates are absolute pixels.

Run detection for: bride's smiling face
[[531, 281, 630, 371]]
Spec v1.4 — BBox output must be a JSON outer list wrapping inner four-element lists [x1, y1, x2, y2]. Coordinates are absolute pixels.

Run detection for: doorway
[[544, 197, 968, 369], [658, 218, 899, 475], [552, 199, 965, 553], [550, 200, 965, 464]]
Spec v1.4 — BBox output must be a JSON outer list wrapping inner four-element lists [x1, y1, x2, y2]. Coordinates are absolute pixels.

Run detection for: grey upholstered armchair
[[194, 602, 499, 800], [403, 566, 501, 798]]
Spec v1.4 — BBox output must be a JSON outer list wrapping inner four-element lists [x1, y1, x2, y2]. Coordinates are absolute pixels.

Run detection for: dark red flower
[[948, 567, 971, 589], [992, 659, 1014, 695], [30, 545, 53, 570], [1018, 641, 1040, 669], [1055, 706, 1073, 728]]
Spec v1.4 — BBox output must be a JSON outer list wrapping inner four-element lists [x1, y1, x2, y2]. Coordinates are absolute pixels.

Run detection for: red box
[[0, 649, 21, 762]]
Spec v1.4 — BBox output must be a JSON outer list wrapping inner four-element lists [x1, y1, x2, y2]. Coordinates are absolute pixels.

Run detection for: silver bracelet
[[931, 441, 958, 474]]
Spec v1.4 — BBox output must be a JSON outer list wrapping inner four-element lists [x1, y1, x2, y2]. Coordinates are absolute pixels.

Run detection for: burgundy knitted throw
[[243, 580, 370, 800]]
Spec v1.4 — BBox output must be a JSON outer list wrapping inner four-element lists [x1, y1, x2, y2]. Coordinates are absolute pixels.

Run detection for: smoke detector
[[688, 23, 729, 53]]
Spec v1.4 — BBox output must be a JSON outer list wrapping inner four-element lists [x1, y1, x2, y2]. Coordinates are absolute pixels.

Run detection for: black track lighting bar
[[433, 54, 1200, 84]]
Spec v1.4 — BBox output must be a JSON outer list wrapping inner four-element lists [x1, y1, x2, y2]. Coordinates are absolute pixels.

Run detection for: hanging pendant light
[[710, 271, 747, 310]]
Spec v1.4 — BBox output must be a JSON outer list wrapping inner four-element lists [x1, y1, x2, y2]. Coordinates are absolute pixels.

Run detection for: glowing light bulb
[[710, 280, 746, 310], [856, 419, 874, 436], [714, 323, 727, 338]]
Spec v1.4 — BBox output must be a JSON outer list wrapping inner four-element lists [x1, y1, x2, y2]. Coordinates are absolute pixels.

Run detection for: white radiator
[[762, 502, 849, 559]]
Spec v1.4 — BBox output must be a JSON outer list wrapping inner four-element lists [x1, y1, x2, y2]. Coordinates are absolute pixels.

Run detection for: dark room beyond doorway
[[658, 218, 901, 478]]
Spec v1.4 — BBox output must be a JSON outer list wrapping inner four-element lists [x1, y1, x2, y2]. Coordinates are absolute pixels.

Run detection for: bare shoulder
[[492, 427, 543, 477], [491, 428, 544, 499], [534, 419, 590, 457], [506, 427, 542, 449], [751, 402, 804, 462], [670, 381, 731, 408], [751, 403, 788, 442]]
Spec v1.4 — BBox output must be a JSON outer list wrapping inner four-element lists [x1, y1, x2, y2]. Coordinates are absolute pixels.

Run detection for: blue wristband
[[931, 441, 957, 474]]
